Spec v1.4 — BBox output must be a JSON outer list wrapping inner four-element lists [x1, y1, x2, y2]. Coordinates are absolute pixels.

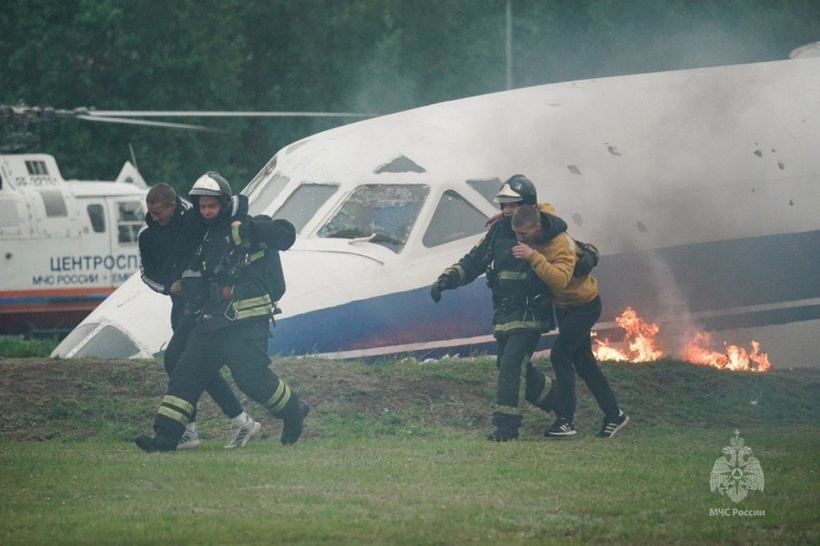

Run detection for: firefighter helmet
[[494, 174, 537, 205], [189, 171, 232, 210]]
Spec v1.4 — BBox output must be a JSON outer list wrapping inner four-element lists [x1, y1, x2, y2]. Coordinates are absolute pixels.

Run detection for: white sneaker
[[225, 419, 262, 448], [177, 429, 201, 449]]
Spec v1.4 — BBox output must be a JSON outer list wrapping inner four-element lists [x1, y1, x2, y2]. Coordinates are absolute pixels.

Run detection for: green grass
[[0, 337, 59, 357], [0, 356, 818, 544], [1, 428, 817, 544]]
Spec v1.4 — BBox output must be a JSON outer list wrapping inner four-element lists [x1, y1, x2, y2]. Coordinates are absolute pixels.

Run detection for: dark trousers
[[493, 330, 553, 432], [155, 319, 297, 441], [551, 295, 619, 421], [162, 311, 244, 423]]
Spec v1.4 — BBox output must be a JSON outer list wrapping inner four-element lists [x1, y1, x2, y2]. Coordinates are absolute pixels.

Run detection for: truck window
[[117, 201, 144, 243], [87, 204, 105, 232]]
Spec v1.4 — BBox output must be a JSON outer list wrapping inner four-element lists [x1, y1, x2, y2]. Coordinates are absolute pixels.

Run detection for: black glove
[[430, 268, 459, 303], [430, 282, 443, 303]]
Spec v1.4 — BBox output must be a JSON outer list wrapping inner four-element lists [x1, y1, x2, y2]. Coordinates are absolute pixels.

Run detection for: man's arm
[[513, 235, 575, 293], [138, 227, 172, 295], [430, 225, 495, 302]]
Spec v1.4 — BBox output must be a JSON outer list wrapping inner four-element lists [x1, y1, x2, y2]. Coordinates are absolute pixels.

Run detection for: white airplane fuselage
[[54, 57, 820, 367]]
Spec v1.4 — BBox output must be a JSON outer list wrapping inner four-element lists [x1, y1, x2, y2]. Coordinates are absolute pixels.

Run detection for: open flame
[[593, 306, 772, 372]]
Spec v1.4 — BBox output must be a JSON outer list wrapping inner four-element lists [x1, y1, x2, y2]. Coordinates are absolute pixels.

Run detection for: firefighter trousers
[[493, 330, 553, 432], [153, 318, 299, 442], [551, 295, 619, 421], [162, 311, 244, 422]]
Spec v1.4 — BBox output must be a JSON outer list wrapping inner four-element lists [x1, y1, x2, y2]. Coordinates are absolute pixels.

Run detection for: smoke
[[644, 252, 701, 357], [347, 0, 817, 116]]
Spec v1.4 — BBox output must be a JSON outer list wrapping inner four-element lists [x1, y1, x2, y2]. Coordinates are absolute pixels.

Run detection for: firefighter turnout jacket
[[180, 212, 296, 331], [445, 208, 567, 335], [139, 194, 250, 296]]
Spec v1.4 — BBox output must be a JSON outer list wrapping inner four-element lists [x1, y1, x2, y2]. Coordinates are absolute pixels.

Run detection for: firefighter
[[511, 204, 629, 438], [140, 182, 261, 449], [135, 172, 309, 452], [430, 175, 558, 441]]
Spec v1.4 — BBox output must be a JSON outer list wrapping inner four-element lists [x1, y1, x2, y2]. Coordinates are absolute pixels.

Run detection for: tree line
[[2, 0, 818, 194]]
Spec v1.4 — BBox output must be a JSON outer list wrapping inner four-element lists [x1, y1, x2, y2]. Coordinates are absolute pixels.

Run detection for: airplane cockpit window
[[117, 201, 144, 243], [87, 204, 105, 232], [247, 173, 290, 215], [243, 155, 278, 202], [272, 183, 338, 234], [51, 323, 98, 358], [466, 177, 502, 206], [70, 325, 142, 358], [423, 190, 489, 247], [318, 184, 429, 253]]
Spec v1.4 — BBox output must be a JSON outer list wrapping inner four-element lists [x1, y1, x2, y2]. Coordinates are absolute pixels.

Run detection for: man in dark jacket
[[430, 175, 558, 441], [139, 183, 261, 449], [135, 172, 309, 452]]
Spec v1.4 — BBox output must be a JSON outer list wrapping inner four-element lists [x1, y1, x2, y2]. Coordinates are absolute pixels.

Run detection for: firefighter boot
[[487, 412, 522, 442], [134, 431, 177, 453], [280, 395, 310, 445]]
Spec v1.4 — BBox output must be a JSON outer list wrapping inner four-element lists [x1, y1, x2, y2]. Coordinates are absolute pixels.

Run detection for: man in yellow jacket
[[511, 204, 629, 438]]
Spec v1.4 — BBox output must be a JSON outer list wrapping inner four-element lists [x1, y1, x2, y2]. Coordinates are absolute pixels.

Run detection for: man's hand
[[485, 212, 503, 227], [512, 242, 534, 260], [169, 280, 183, 296]]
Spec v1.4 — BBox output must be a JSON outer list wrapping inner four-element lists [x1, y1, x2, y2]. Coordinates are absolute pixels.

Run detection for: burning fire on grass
[[593, 307, 772, 372]]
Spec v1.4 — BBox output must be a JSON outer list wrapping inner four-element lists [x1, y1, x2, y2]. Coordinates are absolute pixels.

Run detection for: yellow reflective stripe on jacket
[[497, 270, 528, 281], [493, 319, 552, 334], [232, 294, 272, 320]]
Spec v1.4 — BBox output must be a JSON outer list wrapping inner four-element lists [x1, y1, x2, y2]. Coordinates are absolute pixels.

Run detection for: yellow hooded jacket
[[526, 203, 598, 308]]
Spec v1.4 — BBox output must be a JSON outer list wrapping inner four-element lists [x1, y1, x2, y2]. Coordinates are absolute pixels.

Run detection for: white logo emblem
[[710, 430, 765, 503]]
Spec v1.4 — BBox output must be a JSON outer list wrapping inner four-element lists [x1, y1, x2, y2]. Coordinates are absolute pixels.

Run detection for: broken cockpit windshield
[[318, 184, 429, 252]]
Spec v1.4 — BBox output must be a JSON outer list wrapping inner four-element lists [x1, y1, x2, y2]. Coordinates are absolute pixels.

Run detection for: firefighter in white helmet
[[135, 172, 309, 452], [430, 175, 558, 441]]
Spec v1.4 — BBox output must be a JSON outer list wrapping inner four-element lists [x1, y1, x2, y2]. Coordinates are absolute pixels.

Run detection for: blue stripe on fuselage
[[268, 229, 820, 357]]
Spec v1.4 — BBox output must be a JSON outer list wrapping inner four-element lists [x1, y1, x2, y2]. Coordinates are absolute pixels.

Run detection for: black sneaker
[[486, 429, 519, 442], [545, 417, 577, 437], [134, 433, 176, 453], [281, 400, 310, 445], [597, 411, 629, 438]]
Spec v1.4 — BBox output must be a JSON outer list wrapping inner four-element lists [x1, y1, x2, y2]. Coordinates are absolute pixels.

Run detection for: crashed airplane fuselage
[[54, 56, 820, 367]]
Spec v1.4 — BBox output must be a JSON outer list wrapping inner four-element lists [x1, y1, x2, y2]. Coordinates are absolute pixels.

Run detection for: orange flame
[[681, 332, 772, 372], [593, 307, 772, 372]]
